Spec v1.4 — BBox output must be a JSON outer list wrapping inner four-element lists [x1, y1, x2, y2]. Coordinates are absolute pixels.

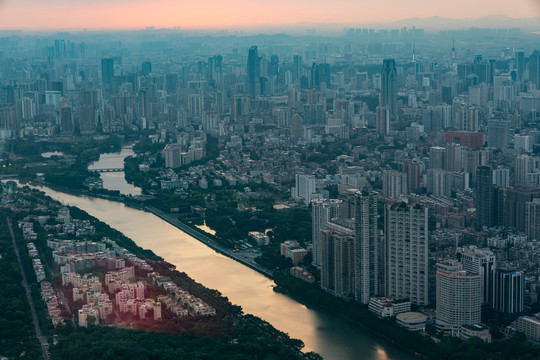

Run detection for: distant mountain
[[371, 15, 540, 30]]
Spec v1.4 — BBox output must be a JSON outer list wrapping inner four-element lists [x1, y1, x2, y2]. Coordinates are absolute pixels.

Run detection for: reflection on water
[[194, 221, 216, 235], [87, 147, 141, 196], [23, 183, 414, 360]]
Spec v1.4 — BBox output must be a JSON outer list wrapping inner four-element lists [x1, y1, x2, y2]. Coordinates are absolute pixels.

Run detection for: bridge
[[91, 168, 124, 173]]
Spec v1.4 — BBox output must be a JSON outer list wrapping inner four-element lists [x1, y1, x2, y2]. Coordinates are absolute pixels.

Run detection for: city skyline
[[0, 0, 539, 31]]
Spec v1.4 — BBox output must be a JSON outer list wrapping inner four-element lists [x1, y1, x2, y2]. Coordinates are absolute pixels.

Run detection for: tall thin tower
[[354, 183, 378, 304], [247, 46, 261, 97], [381, 59, 397, 119]]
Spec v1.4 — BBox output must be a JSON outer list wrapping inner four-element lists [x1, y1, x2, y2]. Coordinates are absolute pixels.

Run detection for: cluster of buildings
[[149, 272, 216, 316], [2, 22, 540, 347], [310, 180, 532, 340], [40, 281, 64, 327], [0, 188, 216, 330]]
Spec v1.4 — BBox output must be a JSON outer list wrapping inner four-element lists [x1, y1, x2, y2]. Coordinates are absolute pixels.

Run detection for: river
[[27, 151, 414, 360], [88, 147, 142, 196]]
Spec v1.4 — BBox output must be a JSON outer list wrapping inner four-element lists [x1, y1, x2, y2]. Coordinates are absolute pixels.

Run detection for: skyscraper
[[475, 166, 493, 230], [526, 198, 540, 241], [354, 183, 379, 304], [60, 104, 73, 134], [320, 220, 355, 299], [78, 88, 97, 134], [269, 55, 279, 77], [208, 55, 223, 84], [493, 269, 524, 319], [376, 106, 390, 135], [528, 50, 540, 89], [382, 169, 408, 200], [436, 259, 481, 337], [385, 201, 431, 306], [247, 46, 261, 97], [516, 50, 524, 82], [312, 199, 343, 269], [291, 174, 316, 204], [381, 59, 397, 119], [101, 58, 114, 85], [456, 245, 496, 305], [293, 54, 302, 79], [514, 154, 531, 187]]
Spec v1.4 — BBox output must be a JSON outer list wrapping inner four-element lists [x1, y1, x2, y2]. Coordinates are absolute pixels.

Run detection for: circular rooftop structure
[[396, 312, 427, 331]]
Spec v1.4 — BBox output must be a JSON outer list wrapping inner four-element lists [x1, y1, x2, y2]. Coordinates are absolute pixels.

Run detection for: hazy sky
[[0, 0, 539, 30]]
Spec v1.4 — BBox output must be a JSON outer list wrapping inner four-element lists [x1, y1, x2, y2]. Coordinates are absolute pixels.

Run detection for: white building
[[436, 260, 481, 337], [162, 144, 182, 168], [385, 201, 430, 306], [292, 174, 316, 204], [382, 169, 408, 199]]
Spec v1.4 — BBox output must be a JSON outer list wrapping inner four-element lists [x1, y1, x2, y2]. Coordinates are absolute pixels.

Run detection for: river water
[[27, 151, 415, 360], [88, 147, 142, 196]]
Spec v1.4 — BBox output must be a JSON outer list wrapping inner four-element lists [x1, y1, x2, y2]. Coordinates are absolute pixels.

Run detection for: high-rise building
[[354, 184, 379, 304], [311, 63, 331, 89], [385, 201, 431, 306], [476, 166, 493, 230], [382, 170, 407, 199], [320, 220, 355, 299], [516, 50, 525, 82], [493, 269, 524, 318], [187, 92, 203, 119], [376, 106, 390, 135], [141, 61, 152, 75], [312, 199, 343, 268], [293, 54, 302, 79], [403, 160, 422, 192], [525, 199, 540, 241], [492, 167, 510, 188], [456, 246, 496, 305], [101, 58, 114, 85], [528, 50, 540, 89], [60, 104, 73, 134], [505, 186, 540, 231], [290, 114, 304, 139], [78, 88, 97, 135], [208, 55, 223, 84], [436, 259, 481, 337], [292, 174, 316, 204], [445, 143, 463, 172], [247, 46, 261, 97], [487, 119, 510, 149], [426, 169, 452, 197], [457, 105, 479, 132], [515, 134, 532, 153], [429, 147, 446, 170], [269, 55, 279, 77], [139, 88, 150, 119], [514, 154, 531, 187], [381, 59, 397, 119]]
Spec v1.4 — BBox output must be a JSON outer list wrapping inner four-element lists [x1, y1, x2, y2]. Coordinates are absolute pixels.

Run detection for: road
[[7, 217, 51, 360], [56, 288, 76, 328], [145, 206, 273, 277]]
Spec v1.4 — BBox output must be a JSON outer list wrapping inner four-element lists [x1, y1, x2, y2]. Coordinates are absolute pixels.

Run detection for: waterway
[[87, 147, 142, 196], [26, 150, 414, 360]]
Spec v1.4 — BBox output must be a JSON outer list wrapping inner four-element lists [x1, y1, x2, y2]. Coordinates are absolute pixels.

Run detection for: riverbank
[[26, 179, 275, 278], [145, 206, 274, 278], [2, 186, 315, 360]]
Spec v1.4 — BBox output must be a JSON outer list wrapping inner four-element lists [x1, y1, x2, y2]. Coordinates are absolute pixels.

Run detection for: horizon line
[[0, 14, 539, 33]]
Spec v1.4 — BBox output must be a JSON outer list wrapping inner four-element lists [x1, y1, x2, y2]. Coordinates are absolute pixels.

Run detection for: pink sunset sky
[[0, 0, 539, 30]]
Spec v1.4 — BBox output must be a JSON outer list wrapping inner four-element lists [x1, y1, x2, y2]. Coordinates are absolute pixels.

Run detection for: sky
[[0, 0, 539, 30]]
